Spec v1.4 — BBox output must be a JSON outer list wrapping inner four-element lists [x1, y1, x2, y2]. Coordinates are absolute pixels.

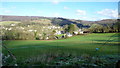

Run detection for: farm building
[[78, 29, 84, 34], [66, 33, 72, 37]]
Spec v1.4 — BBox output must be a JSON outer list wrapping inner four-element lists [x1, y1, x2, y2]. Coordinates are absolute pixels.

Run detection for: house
[[10, 24, 15, 26], [73, 31, 78, 35], [54, 30, 62, 35], [46, 37, 49, 40], [80, 31, 83, 34], [73, 29, 84, 35], [78, 29, 84, 34], [66, 33, 72, 37]]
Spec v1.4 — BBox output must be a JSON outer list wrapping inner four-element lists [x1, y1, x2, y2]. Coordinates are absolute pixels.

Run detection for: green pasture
[[2, 33, 120, 62]]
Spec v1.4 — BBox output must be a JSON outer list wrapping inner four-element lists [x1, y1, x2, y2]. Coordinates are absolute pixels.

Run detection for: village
[[53, 29, 84, 39], [1, 23, 84, 40], [1, 2, 120, 67]]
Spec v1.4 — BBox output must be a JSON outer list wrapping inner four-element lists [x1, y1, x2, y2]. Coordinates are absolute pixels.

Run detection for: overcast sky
[[0, 2, 118, 21]]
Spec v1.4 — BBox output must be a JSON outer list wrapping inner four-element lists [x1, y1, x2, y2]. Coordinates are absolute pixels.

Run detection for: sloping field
[[0, 21, 21, 25], [2, 33, 120, 66]]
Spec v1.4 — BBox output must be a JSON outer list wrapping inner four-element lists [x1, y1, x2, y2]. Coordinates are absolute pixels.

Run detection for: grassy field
[[0, 21, 21, 25], [2, 33, 120, 66]]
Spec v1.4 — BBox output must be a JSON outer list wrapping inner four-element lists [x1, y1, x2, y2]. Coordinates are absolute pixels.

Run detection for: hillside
[[0, 15, 117, 28]]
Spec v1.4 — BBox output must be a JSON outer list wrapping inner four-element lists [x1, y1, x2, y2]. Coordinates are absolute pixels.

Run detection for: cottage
[[46, 37, 49, 40], [28, 30, 33, 32], [39, 34, 42, 36], [78, 29, 84, 34], [11, 24, 15, 26], [66, 33, 72, 37], [73, 31, 78, 35], [80, 31, 83, 34], [8, 28, 12, 30], [55, 31, 62, 35]]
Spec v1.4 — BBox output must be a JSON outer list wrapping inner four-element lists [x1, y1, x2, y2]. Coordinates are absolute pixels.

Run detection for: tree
[[114, 22, 120, 32], [89, 24, 104, 33], [43, 32, 47, 40], [34, 31, 38, 40], [49, 30, 56, 39], [103, 25, 111, 33], [63, 25, 68, 33], [67, 24, 79, 34]]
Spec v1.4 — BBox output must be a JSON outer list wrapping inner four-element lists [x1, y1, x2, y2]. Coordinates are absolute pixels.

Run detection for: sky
[[0, 2, 118, 21]]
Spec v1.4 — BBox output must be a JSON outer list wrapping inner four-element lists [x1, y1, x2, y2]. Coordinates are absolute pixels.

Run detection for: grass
[[2, 33, 120, 66], [0, 21, 21, 25], [56, 34, 64, 37]]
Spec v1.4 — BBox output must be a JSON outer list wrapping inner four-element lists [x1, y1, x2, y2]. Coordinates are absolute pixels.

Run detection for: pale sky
[[0, 2, 118, 21]]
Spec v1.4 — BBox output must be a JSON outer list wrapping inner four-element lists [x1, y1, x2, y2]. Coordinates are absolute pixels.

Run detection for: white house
[[55, 30, 62, 35], [66, 33, 72, 37], [46, 37, 49, 40], [39, 34, 42, 36], [8, 28, 12, 30], [80, 31, 83, 34], [78, 29, 84, 34], [73, 29, 83, 35], [28, 30, 33, 32], [73, 31, 78, 35], [11, 24, 15, 26]]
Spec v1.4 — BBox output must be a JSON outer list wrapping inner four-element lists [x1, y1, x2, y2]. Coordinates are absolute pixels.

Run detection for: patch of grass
[[56, 34, 64, 37], [0, 21, 21, 25], [2, 33, 120, 66]]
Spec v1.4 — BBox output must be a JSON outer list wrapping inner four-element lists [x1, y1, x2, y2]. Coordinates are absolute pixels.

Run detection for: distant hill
[[0, 15, 117, 28], [0, 15, 49, 21]]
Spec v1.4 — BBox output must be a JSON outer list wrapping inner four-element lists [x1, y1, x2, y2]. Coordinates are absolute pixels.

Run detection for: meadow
[[2, 33, 120, 67]]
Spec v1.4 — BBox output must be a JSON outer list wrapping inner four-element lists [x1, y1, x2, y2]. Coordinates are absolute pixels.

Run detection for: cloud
[[97, 9, 118, 18], [76, 10, 86, 15], [53, 12, 60, 17], [0, 8, 5, 10], [52, 0, 65, 4], [4, 10, 12, 13], [0, 7, 16, 14], [36, 10, 43, 13], [78, 16, 98, 21], [11, 6, 16, 9], [63, 6, 69, 9], [89, 17, 110, 21], [79, 17, 87, 19], [1, 0, 119, 2], [76, 16, 110, 21], [52, 0, 59, 4], [1, 8, 12, 14]]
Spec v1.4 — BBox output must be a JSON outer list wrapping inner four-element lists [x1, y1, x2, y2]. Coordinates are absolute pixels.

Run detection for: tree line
[[88, 21, 120, 33]]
